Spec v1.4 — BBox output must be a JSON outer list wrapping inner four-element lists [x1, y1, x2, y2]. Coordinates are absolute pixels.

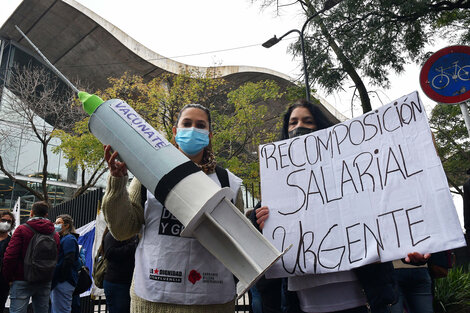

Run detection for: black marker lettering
[[317, 224, 345, 270], [378, 208, 404, 248], [281, 169, 307, 215], [288, 137, 306, 167], [384, 147, 406, 186], [346, 223, 363, 264], [260, 143, 278, 170], [353, 152, 375, 192], [405, 205, 430, 246], [278, 143, 289, 169]]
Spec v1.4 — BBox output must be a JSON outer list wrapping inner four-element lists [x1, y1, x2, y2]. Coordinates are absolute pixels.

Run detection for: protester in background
[[3, 201, 60, 313], [390, 261, 433, 313], [51, 214, 80, 313], [389, 135, 447, 313], [71, 245, 87, 313], [249, 201, 299, 313], [0, 211, 15, 312], [245, 207, 264, 313], [103, 229, 138, 313], [253, 99, 430, 313], [101, 104, 244, 312], [463, 169, 470, 248]]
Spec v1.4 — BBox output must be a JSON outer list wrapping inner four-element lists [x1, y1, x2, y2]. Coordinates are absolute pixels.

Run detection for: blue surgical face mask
[[175, 127, 210, 156], [54, 224, 62, 232]]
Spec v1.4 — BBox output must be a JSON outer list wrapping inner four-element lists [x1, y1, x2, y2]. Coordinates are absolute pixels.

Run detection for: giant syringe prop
[[15, 26, 287, 296]]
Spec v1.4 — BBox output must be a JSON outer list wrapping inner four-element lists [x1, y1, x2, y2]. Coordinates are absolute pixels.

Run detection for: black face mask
[[288, 127, 315, 139]]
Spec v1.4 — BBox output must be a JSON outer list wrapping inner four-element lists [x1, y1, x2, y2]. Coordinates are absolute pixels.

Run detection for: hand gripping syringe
[[13, 25, 287, 297], [81, 94, 287, 295]]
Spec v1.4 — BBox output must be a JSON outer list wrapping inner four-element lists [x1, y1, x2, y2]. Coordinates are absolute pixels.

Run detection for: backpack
[[24, 223, 58, 283], [92, 232, 108, 289], [0, 236, 11, 272], [428, 250, 455, 279], [74, 246, 92, 295], [74, 265, 92, 295]]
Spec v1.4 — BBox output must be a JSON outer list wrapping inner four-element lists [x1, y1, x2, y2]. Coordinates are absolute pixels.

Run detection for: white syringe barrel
[[88, 99, 286, 296], [89, 99, 224, 225]]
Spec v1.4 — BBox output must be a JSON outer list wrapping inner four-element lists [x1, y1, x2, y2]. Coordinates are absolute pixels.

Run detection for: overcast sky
[[1, 0, 441, 118], [0, 0, 464, 225]]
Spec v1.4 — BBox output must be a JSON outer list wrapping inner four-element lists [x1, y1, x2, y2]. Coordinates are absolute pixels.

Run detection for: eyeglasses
[[0, 219, 12, 224]]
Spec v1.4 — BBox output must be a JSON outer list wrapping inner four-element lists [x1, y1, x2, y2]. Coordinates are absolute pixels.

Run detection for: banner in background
[[12, 197, 20, 232], [76, 220, 95, 297]]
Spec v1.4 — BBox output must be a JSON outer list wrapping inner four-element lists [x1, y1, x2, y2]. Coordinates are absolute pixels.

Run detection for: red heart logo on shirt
[[188, 270, 202, 284]]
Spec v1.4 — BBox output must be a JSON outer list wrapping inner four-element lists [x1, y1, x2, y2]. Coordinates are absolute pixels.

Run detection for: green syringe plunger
[[78, 91, 104, 115]]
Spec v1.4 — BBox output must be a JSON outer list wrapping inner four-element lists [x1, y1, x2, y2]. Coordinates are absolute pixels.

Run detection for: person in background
[[254, 99, 430, 313], [51, 214, 80, 313], [0, 211, 15, 312], [463, 169, 470, 249], [245, 207, 264, 313], [101, 103, 244, 313], [71, 245, 87, 313], [2, 201, 60, 313], [390, 260, 433, 313], [103, 228, 138, 313]]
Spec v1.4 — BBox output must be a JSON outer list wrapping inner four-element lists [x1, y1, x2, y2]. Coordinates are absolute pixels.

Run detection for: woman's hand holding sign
[[255, 206, 269, 230], [405, 252, 431, 265]]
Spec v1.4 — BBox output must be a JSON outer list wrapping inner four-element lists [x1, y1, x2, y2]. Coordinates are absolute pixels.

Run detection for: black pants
[[0, 277, 9, 313], [256, 276, 301, 313]]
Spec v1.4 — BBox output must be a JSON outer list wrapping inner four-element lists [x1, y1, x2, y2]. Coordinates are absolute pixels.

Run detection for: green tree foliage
[[51, 118, 107, 198], [97, 70, 225, 139], [54, 71, 287, 193], [213, 80, 283, 186], [257, 0, 470, 113], [429, 103, 470, 196]]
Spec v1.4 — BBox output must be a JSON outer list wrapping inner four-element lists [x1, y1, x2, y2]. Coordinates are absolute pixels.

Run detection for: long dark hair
[[281, 99, 334, 140], [172, 104, 215, 170], [175, 103, 212, 131]]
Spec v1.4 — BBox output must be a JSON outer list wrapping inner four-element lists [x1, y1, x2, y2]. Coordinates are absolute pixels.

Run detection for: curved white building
[[0, 0, 344, 209]]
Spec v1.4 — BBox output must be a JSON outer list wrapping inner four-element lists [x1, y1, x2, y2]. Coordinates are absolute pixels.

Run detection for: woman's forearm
[[102, 176, 144, 240]]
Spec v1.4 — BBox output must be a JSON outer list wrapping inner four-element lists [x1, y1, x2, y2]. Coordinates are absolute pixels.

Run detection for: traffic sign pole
[[460, 102, 470, 138]]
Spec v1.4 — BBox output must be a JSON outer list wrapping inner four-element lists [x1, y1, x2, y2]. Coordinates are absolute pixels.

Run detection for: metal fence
[[50, 188, 103, 313], [75, 295, 252, 313], [49, 188, 103, 228], [50, 187, 255, 313]]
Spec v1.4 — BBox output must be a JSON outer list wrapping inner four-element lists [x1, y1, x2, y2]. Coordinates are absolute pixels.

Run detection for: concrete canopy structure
[[0, 0, 346, 211], [0, 0, 344, 122]]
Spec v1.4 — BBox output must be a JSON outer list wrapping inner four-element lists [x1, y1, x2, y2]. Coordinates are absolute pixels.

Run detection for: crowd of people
[[0, 99, 453, 313], [0, 201, 138, 313]]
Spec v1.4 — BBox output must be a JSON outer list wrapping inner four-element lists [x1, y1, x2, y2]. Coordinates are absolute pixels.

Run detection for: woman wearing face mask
[[0, 211, 15, 312], [253, 100, 430, 313], [51, 214, 80, 313], [101, 103, 244, 313]]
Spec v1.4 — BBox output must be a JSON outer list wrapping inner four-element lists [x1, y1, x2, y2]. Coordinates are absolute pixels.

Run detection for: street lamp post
[[262, 0, 343, 102]]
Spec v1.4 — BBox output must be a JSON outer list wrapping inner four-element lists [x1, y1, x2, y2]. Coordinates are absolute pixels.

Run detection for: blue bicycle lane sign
[[420, 45, 470, 104]]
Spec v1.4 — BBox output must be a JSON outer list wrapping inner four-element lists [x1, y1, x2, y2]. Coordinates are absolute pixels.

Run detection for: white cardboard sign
[[259, 91, 465, 278]]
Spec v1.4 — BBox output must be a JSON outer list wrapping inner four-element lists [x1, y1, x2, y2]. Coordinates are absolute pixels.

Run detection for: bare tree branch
[[1, 64, 84, 203]]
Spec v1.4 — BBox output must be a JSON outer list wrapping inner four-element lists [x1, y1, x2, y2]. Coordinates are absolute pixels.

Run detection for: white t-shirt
[[133, 170, 242, 305], [289, 271, 367, 313]]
